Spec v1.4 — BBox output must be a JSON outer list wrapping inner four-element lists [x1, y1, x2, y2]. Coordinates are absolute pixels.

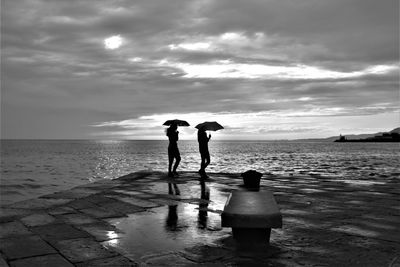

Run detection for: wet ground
[[0, 171, 399, 266]]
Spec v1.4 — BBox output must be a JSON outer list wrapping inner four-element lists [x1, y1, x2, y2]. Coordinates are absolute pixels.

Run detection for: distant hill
[[390, 127, 400, 134], [325, 127, 400, 141], [298, 127, 400, 142]]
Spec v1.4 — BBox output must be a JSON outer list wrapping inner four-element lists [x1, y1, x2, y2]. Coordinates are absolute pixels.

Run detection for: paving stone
[[56, 213, 99, 225], [66, 199, 98, 210], [83, 195, 116, 205], [140, 252, 198, 266], [11, 198, 71, 210], [75, 222, 121, 242], [100, 201, 145, 215], [9, 254, 73, 267], [129, 193, 157, 199], [20, 213, 57, 227], [113, 197, 161, 208], [30, 223, 90, 242], [41, 188, 97, 200], [0, 255, 8, 267], [78, 180, 121, 189], [148, 198, 181, 206], [0, 235, 57, 260], [112, 189, 144, 196], [0, 221, 32, 238], [80, 207, 125, 219], [54, 238, 118, 263], [180, 245, 233, 263], [76, 256, 138, 266], [0, 208, 33, 223], [47, 206, 76, 215]]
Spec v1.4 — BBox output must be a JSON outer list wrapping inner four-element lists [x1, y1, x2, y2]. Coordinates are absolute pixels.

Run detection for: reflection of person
[[168, 182, 180, 195], [166, 205, 178, 231], [165, 183, 180, 231], [198, 128, 211, 178], [166, 124, 181, 177], [198, 180, 210, 228]]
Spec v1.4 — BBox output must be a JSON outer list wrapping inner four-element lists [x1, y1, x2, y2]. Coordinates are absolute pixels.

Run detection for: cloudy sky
[[1, 0, 399, 140]]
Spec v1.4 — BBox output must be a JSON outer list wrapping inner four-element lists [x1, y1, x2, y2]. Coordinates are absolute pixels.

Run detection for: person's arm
[[208, 134, 211, 141]]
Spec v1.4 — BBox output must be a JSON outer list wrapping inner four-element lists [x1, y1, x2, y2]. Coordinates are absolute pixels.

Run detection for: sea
[[1, 140, 399, 206]]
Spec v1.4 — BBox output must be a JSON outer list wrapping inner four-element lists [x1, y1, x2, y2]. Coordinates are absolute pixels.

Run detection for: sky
[[1, 0, 399, 140]]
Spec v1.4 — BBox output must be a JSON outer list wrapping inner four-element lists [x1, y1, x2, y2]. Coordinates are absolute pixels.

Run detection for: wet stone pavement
[[0, 171, 399, 266]]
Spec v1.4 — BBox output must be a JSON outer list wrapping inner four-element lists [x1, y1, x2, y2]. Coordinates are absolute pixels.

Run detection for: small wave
[[1, 184, 26, 189], [0, 190, 24, 196], [22, 183, 42, 189], [346, 166, 359, 170]]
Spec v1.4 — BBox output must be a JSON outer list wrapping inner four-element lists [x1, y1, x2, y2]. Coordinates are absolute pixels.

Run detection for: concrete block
[[9, 254, 73, 267], [75, 222, 121, 242], [30, 223, 90, 242], [20, 213, 57, 227], [76, 256, 137, 266], [80, 207, 125, 219], [56, 213, 99, 225], [0, 221, 32, 239], [0, 208, 32, 223], [0, 255, 8, 267], [11, 199, 71, 210], [100, 201, 145, 215], [0, 235, 57, 260], [54, 238, 118, 263]]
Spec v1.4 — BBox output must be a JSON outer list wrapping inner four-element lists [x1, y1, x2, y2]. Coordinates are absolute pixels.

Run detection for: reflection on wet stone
[[1, 171, 399, 266]]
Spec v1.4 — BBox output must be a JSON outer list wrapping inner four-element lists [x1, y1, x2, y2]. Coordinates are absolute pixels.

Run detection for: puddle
[[104, 204, 230, 261], [103, 181, 232, 262]]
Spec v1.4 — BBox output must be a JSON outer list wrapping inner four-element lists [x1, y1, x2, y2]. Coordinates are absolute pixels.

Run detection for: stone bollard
[[241, 170, 263, 190]]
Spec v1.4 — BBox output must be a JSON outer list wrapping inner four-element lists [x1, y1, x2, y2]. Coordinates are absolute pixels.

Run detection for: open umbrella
[[163, 119, 190, 127], [195, 121, 224, 131]]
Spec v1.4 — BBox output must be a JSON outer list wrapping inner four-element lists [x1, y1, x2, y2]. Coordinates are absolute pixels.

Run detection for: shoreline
[[1, 171, 399, 266]]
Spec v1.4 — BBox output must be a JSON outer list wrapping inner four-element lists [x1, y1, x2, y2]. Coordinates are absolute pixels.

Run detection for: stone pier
[[1, 171, 399, 266]]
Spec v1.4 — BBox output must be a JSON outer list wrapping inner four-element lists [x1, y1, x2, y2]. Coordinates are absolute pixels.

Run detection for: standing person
[[198, 128, 211, 178], [166, 123, 181, 177]]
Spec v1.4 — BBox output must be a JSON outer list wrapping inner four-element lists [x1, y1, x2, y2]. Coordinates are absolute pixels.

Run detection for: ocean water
[[1, 140, 399, 205]]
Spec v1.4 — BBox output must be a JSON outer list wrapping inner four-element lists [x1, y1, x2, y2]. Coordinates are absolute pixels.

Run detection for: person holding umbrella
[[164, 119, 189, 177], [196, 121, 224, 178], [197, 127, 211, 178]]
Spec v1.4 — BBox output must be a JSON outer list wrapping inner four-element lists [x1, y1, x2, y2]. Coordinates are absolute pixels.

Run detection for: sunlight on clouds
[[366, 65, 398, 74], [169, 42, 211, 51], [104, 35, 123, 50], [91, 110, 351, 140], [129, 57, 143, 62], [160, 60, 398, 80], [298, 97, 313, 101], [91, 110, 399, 140]]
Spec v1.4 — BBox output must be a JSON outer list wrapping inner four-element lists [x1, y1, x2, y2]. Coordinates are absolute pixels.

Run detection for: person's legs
[[172, 150, 181, 174], [203, 152, 210, 170], [168, 148, 174, 177], [200, 154, 206, 172]]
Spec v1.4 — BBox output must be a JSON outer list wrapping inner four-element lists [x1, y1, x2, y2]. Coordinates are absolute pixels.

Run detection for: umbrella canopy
[[163, 119, 190, 127], [195, 121, 224, 131]]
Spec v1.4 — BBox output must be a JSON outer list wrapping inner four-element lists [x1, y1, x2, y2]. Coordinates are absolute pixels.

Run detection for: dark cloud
[[1, 0, 398, 139]]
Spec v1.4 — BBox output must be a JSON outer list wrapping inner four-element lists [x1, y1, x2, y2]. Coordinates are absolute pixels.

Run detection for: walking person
[[198, 127, 211, 178], [166, 123, 181, 177]]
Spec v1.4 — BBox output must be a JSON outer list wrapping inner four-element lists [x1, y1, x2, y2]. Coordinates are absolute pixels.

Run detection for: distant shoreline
[[334, 139, 400, 143]]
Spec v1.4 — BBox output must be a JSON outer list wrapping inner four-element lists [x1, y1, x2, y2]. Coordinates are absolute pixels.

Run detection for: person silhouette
[[198, 180, 210, 229], [165, 183, 180, 231], [166, 123, 181, 177], [198, 128, 211, 178]]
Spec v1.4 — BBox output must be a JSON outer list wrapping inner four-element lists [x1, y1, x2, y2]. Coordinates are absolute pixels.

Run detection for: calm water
[[1, 140, 399, 205]]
